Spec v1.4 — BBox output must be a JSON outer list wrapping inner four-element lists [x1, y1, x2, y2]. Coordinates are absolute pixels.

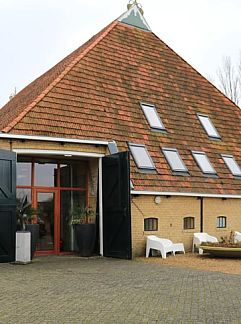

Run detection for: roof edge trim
[[0, 133, 109, 145], [2, 20, 118, 133], [131, 190, 241, 199]]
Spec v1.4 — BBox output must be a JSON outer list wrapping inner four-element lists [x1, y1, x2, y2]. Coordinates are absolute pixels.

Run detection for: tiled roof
[[1, 16, 241, 194]]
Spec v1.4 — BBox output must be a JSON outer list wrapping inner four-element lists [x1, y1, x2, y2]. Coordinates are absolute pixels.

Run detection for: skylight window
[[140, 103, 166, 131], [197, 114, 220, 139], [128, 143, 155, 170], [162, 148, 188, 173], [192, 151, 216, 175], [222, 155, 241, 177]]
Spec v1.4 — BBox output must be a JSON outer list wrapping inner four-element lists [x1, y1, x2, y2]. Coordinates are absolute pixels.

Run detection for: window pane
[[184, 217, 194, 229], [35, 160, 58, 187], [144, 218, 158, 231], [141, 103, 165, 130], [198, 115, 220, 138], [16, 188, 32, 207], [16, 188, 32, 229], [37, 192, 55, 251], [60, 161, 87, 188], [192, 152, 216, 174], [163, 149, 187, 172], [17, 162, 32, 186], [217, 216, 226, 228], [222, 155, 241, 176], [129, 144, 155, 169], [60, 190, 86, 252]]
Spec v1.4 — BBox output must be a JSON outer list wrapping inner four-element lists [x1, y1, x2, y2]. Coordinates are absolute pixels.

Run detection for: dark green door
[[0, 150, 16, 262], [102, 152, 132, 259]]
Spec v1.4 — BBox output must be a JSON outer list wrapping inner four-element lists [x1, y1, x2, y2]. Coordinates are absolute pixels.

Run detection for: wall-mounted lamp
[[154, 196, 161, 204]]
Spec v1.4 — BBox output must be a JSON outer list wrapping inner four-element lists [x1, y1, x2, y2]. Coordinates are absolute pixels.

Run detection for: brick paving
[[0, 256, 241, 323]]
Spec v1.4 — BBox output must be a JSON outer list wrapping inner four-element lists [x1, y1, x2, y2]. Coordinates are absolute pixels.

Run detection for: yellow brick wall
[[0, 138, 107, 154], [0, 139, 11, 150], [131, 195, 200, 256], [10, 139, 107, 154], [203, 198, 241, 240], [131, 195, 241, 257]]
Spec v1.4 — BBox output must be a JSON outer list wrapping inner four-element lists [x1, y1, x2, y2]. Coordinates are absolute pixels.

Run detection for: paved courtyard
[[0, 256, 241, 323]]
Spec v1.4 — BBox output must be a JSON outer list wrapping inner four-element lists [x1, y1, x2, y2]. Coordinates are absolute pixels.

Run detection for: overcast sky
[[0, 0, 241, 108]]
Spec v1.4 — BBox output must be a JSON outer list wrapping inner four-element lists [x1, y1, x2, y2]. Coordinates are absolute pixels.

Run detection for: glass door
[[17, 157, 90, 255], [36, 191, 57, 252], [60, 190, 86, 252]]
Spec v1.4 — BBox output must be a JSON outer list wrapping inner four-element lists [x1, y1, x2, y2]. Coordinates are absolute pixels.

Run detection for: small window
[[197, 114, 221, 139], [183, 217, 195, 230], [192, 151, 216, 175], [140, 103, 166, 131], [217, 216, 226, 228], [144, 218, 158, 231], [162, 148, 188, 173], [128, 143, 155, 170], [222, 155, 241, 177]]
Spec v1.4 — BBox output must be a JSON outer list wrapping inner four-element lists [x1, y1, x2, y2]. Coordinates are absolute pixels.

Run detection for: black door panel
[[0, 150, 16, 262], [102, 152, 132, 259]]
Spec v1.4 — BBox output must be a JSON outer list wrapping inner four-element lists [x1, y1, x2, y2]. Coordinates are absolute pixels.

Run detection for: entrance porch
[[16, 152, 99, 255]]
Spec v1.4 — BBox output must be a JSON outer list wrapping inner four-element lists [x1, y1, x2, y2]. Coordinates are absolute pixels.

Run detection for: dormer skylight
[[128, 143, 155, 170], [162, 148, 188, 173], [192, 151, 217, 175], [222, 155, 241, 177], [140, 103, 166, 131], [197, 114, 221, 139]]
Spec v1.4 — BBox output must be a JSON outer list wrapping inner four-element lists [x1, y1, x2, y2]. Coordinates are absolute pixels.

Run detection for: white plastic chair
[[193, 232, 218, 254], [146, 235, 185, 259], [234, 231, 241, 243]]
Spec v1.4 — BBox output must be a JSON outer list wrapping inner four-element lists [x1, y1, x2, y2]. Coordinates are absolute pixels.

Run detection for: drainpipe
[[200, 197, 204, 232]]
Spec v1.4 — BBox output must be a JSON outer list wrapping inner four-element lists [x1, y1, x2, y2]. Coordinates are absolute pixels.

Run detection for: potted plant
[[16, 196, 39, 260], [200, 231, 241, 258], [71, 206, 96, 257]]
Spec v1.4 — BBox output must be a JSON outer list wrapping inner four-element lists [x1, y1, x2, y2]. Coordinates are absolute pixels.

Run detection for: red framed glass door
[[16, 157, 90, 255]]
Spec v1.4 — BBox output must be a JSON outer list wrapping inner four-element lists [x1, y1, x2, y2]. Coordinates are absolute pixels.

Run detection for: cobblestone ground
[[0, 256, 241, 324]]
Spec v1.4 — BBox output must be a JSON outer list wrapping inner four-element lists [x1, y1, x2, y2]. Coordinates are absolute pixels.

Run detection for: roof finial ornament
[[127, 0, 144, 15]]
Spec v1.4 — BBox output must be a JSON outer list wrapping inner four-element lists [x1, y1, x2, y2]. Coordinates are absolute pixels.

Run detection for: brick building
[[1, 2, 241, 261]]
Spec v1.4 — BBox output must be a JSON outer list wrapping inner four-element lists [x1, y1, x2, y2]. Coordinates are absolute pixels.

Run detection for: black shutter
[[102, 152, 132, 259], [0, 150, 16, 262]]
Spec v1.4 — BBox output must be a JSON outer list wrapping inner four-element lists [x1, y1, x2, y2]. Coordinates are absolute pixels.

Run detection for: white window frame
[[128, 143, 156, 170], [192, 151, 217, 175], [221, 154, 241, 177], [140, 102, 166, 131], [197, 114, 221, 139], [162, 148, 188, 173]]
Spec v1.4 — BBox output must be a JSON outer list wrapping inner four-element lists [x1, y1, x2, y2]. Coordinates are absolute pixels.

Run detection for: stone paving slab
[[0, 256, 241, 323]]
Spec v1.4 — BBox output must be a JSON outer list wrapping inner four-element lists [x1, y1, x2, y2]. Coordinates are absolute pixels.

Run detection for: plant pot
[[200, 245, 241, 258], [74, 223, 96, 257], [25, 224, 39, 260]]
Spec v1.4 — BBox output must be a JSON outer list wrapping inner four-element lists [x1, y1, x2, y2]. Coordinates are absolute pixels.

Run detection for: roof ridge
[[3, 20, 118, 133]]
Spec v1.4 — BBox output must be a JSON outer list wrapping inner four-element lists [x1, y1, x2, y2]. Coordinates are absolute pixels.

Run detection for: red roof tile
[[1, 19, 241, 194]]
